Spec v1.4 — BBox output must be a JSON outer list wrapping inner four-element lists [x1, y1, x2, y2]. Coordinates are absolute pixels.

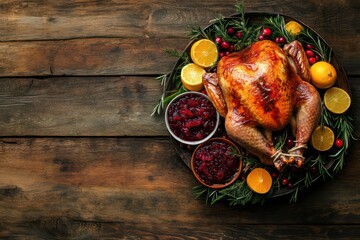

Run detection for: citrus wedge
[[285, 21, 304, 35], [181, 63, 206, 91], [324, 87, 351, 114], [190, 39, 218, 68], [310, 61, 337, 89], [311, 126, 335, 152], [246, 168, 272, 194]]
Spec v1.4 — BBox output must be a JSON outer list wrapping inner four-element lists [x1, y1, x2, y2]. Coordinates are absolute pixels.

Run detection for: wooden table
[[0, 0, 359, 238]]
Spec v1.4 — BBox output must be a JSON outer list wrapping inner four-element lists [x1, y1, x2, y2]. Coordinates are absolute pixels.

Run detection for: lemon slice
[[285, 21, 304, 35], [311, 126, 335, 152], [246, 168, 272, 194], [190, 39, 218, 68], [181, 63, 206, 91], [324, 87, 351, 114]]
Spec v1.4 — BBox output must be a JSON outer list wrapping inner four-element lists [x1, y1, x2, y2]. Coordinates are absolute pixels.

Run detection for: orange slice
[[311, 126, 335, 151], [324, 87, 351, 114], [190, 39, 218, 68], [310, 61, 337, 89], [180, 63, 206, 91], [285, 21, 304, 35], [246, 168, 272, 194]]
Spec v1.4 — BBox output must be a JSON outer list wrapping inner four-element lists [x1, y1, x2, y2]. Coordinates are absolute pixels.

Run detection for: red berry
[[308, 57, 317, 64], [286, 138, 295, 148], [335, 138, 344, 148], [275, 37, 280, 43], [315, 55, 320, 61], [236, 31, 243, 38], [278, 36, 286, 44], [219, 51, 226, 58], [225, 51, 231, 56], [271, 172, 279, 179], [281, 178, 289, 186], [306, 44, 315, 49], [220, 41, 230, 49], [306, 50, 315, 58], [227, 27, 235, 35], [262, 28, 272, 37], [215, 36, 222, 44], [229, 44, 235, 52], [258, 35, 265, 41], [287, 182, 294, 189]]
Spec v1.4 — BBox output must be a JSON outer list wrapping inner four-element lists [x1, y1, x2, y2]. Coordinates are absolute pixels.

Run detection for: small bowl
[[165, 91, 220, 145], [191, 138, 243, 189]]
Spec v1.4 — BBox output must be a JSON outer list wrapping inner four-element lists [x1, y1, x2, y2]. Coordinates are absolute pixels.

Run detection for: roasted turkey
[[203, 40, 321, 171]]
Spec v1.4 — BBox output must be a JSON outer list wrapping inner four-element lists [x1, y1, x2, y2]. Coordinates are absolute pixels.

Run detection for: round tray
[[166, 12, 351, 199]]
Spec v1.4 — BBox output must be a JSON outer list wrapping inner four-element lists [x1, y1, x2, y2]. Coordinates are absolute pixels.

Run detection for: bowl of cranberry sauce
[[191, 138, 242, 189], [165, 91, 220, 145]]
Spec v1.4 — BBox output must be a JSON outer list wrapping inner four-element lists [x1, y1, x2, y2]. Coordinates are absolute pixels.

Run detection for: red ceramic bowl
[[191, 138, 243, 189]]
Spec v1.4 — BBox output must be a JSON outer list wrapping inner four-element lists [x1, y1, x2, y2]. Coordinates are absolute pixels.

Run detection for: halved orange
[[311, 126, 335, 152], [190, 39, 218, 68], [324, 87, 351, 114], [246, 168, 272, 194], [181, 63, 206, 91]]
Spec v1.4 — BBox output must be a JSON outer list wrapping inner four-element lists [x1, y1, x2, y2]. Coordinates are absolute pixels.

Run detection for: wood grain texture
[[0, 76, 168, 136], [0, 138, 359, 226], [0, 0, 358, 76], [0, 0, 359, 238]]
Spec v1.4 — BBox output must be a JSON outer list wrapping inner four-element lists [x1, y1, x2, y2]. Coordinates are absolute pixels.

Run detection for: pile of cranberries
[[193, 140, 240, 186], [215, 27, 243, 58], [166, 93, 218, 143]]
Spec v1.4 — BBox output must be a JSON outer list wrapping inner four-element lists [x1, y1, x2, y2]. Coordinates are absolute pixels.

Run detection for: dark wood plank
[[0, 138, 359, 228], [0, 1, 358, 76], [0, 76, 358, 137], [0, 76, 167, 136], [0, 38, 188, 76], [1, 221, 359, 239]]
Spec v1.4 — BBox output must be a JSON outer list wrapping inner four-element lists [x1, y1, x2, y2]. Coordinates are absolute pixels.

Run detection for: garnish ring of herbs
[[154, 2, 355, 206]]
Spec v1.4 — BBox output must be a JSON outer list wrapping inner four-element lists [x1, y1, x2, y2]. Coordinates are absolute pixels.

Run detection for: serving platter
[[161, 10, 354, 205]]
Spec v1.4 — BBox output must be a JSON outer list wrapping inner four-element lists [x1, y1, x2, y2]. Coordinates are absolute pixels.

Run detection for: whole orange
[[310, 61, 337, 89]]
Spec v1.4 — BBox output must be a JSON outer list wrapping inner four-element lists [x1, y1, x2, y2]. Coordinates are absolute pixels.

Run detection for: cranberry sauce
[[167, 93, 217, 142], [193, 141, 240, 186]]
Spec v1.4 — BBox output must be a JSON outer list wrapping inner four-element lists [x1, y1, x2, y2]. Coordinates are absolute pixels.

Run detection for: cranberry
[[278, 36, 286, 44], [215, 36, 222, 44], [286, 138, 295, 148], [271, 171, 279, 179], [225, 51, 231, 56], [258, 35, 265, 41], [308, 57, 317, 65], [310, 166, 318, 174], [315, 55, 320, 61], [306, 50, 315, 58], [219, 51, 226, 58], [281, 178, 289, 186], [236, 31, 243, 38], [227, 27, 235, 35], [261, 28, 272, 37], [305, 44, 315, 49], [193, 140, 240, 185], [229, 44, 235, 52], [287, 181, 294, 189], [275, 37, 280, 43], [220, 41, 230, 49], [335, 138, 344, 148]]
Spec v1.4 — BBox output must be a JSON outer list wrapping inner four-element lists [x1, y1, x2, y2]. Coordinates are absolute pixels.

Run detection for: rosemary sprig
[[263, 15, 296, 43], [151, 50, 190, 116], [299, 28, 332, 62]]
